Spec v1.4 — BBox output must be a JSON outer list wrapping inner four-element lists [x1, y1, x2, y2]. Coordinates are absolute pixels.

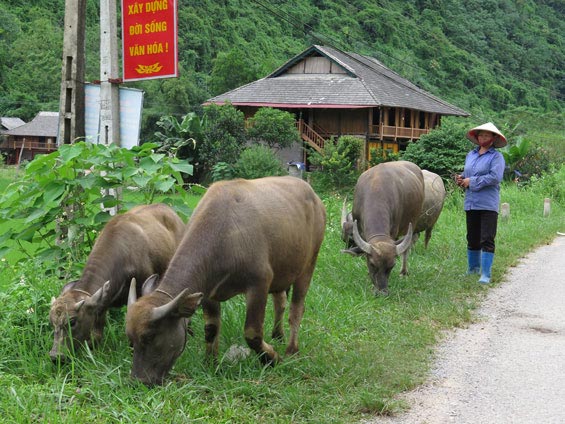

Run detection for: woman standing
[[456, 122, 506, 284]]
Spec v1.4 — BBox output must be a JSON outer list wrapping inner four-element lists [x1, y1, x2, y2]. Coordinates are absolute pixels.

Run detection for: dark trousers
[[466, 210, 498, 253]]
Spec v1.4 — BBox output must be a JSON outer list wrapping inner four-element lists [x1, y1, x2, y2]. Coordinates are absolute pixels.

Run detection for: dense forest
[[0, 0, 563, 139]]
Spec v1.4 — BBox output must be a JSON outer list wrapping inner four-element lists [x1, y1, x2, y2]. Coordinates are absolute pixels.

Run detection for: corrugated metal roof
[[5, 112, 59, 137], [208, 45, 469, 116]]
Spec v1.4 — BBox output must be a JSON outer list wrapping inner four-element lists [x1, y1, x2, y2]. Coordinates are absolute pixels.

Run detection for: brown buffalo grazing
[[414, 170, 446, 248], [126, 176, 326, 386], [341, 161, 424, 295], [49, 203, 185, 362]]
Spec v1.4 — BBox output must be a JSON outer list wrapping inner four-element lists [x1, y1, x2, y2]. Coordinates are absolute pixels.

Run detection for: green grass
[[0, 167, 563, 423]]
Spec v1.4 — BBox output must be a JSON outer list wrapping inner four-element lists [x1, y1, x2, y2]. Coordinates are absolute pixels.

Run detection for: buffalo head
[[126, 276, 203, 386], [48, 280, 111, 362], [346, 220, 413, 295]]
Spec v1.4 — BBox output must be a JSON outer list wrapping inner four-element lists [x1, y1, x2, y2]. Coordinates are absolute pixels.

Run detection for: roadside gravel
[[365, 234, 565, 424]]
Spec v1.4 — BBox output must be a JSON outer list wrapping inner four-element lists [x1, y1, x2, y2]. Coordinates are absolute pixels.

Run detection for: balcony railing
[[0, 140, 58, 152], [371, 124, 430, 139]]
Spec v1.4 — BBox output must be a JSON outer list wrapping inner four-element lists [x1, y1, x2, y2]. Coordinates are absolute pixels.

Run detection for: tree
[[247, 108, 300, 150], [208, 48, 262, 96], [401, 119, 469, 179], [198, 103, 246, 179]]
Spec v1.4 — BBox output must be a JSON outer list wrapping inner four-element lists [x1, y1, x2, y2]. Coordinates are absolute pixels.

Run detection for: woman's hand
[[456, 175, 470, 188]]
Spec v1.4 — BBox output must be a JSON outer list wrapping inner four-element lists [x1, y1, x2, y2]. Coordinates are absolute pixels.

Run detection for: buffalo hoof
[[50, 353, 67, 364]]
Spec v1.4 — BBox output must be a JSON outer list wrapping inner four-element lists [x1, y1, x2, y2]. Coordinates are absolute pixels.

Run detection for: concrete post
[[99, 0, 120, 146], [57, 0, 86, 146], [543, 198, 551, 217], [501, 202, 510, 220]]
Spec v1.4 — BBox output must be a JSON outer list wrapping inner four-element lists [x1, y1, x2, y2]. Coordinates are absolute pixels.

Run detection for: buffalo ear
[[177, 291, 203, 317], [61, 280, 80, 294], [141, 274, 160, 296], [340, 246, 364, 257]]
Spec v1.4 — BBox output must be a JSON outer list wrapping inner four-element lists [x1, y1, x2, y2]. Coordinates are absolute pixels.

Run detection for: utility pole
[[57, 0, 86, 146], [99, 0, 120, 146]]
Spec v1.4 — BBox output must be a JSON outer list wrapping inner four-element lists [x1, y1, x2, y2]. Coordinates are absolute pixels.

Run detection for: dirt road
[[366, 234, 565, 424]]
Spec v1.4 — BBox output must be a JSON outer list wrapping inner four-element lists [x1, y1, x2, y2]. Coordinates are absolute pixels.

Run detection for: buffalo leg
[[202, 299, 221, 361], [286, 268, 314, 356], [271, 291, 287, 341], [244, 286, 280, 365]]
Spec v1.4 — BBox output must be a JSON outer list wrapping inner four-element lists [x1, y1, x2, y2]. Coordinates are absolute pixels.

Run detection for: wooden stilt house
[[206, 45, 469, 166]]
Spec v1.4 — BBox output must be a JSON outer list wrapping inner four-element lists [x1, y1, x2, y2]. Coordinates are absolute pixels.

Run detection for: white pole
[[99, 0, 120, 147], [100, 0, 121, 215]]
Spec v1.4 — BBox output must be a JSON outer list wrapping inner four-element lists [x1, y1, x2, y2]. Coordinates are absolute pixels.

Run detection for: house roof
[[207, 45, 469, 116], [4, 112, 59, 137], [0, 117, 26, 132]]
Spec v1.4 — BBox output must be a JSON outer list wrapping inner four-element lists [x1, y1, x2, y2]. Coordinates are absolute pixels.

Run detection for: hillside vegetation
[[0, 0, 563, 141]]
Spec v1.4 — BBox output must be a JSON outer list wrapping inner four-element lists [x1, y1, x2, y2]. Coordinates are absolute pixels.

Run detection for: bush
[[369, 147, 400, 167], [211, 161, 236, 182], [529, 163, 565, 204], [0, 142, 193, 268], [309, 135, 363, 189], [232, 145, 286, 180], [401, 119, 469, 179]]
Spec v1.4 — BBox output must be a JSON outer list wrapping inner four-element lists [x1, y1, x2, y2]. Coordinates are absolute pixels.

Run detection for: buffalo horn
[[396, 223, 414, 255], [74, 299, 86, 311], [151, 289, 204, 322], [150, 288, 189, 322], [128, 278, 138, 306], [352, 220, 373, 254], [87, 280, 110, 307]]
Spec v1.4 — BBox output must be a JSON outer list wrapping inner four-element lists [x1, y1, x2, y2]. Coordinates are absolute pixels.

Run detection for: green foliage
[[246, 108, 301, 150], [0, 142, 193, 266], [515, 144, 552, 181], [198, 103, 247, 178], [232, 145, 286, 180], [208, 48, 263, 96], [211, 161, 235, 182], [369, 147, 400, 167], [401, 119, 470, 178], [528, 163, 565, 204], [500, 136, 531, 180], [310, 135, 362, 189], [1, 0, 563, 127], [153, 112, 202, 160]]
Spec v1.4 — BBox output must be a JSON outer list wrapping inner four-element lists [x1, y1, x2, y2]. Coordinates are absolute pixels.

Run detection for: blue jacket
[[462, 147, 505, 212]]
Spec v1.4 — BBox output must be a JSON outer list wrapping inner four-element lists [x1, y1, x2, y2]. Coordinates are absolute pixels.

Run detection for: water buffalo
[[341, 161, 424, 295], [414, 170, 446, 248], [126, 176, 326, 386], [49, 203, 185, 362]]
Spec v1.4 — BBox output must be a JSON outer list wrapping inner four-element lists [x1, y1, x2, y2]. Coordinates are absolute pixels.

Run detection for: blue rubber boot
[[467, 249, 481, 275], [478, 251, 495, 284]]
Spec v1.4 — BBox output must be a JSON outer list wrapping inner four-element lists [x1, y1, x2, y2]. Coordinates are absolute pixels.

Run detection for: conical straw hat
[[466, 122, 507, 148]]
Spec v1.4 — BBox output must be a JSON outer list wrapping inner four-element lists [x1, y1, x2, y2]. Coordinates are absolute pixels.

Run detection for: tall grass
[[0, 168, 563, 422]]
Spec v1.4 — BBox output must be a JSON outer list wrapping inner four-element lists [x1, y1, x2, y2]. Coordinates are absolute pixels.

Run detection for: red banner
[[121, 0, 178, 82]]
